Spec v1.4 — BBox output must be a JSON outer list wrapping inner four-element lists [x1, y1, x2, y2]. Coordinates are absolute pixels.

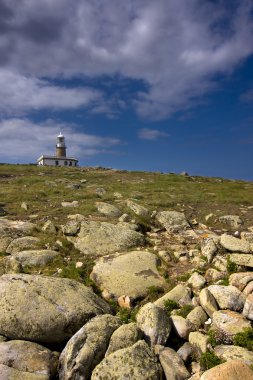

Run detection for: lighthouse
[[56, 132, 66, 158], [37, 133, 78, 167]]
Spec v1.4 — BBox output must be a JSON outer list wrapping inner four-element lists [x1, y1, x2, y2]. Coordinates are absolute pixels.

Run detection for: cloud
[[0, 118, 121, 162], [0, 0, 252, 119], [138, 128, 169, 140]]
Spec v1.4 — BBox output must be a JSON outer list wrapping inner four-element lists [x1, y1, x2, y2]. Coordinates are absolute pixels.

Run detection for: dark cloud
[[19, 16, 65, 44]]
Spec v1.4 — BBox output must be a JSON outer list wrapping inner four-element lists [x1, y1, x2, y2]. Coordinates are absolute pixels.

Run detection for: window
[[69, 161, 72, 166], [75, 162, 77, 167], [55, 160, 59, 166], [64, 161, 67, 166]]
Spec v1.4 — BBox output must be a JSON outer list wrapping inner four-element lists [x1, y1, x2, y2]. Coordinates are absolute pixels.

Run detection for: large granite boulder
[[156, 211, 190, 232], [6, 236, 40, 254], [126, 200, 149, 217], [7, 250, 60, 267], [0, 364, 48, 380], [136, 303, 171, 345], [219, 215, 243, 229], [58, 315, 121, 380], [229, 272, 253, 291], [214, 345, 253, 367], [96, 202, 122, 217], [0, 219, 36, 235], [229, 254, 253, 268], [0, 274, 111, 343], [155, 345, 190, 380], [200, 359, 253, 380], [154, 284, 192, 308], [0, 340, 58, 379], [106, 323, 143, 356], [90, 251, 165, 300], [212, 310, 251, 343], [91, 340, 163, 380], [75, 221, 145, 256], [220, 234, 251, 253], [207, 285, 245, 311]]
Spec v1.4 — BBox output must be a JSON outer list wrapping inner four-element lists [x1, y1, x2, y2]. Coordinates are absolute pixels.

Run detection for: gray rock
[[219, 215, 243, 229], [42, 220, 57, 234], [207, 285, 245, 311], [220, 234, 251, 253], [155, 345, 190, 380], [21, 202, 28, 211], [106, 322, 143, 356], [177, 342, 193, 362], [170, 315, 194, 340], [188, 273, 206, 290], [58, 315, 121, 380], [0, 364, 48, 380], [136, 303, 171, 345], [229, 253, 253, 268], [6, 236, 40, 254], [95, 187, 106, 197], [154, 284, 192, 309], [96, 202, 122, 217], [243, 294, 253, 320], [126, 200, 149, 217], [0, 219, 36, 235], [156, 211, 190, 232], [0, 236, 12, 253], [229, 272, 253, 291], [0, 274, 111, 343], [212, 310, 251, 343], [62, 220, 80, 236], [189, 332, 209, 354], [118, 213, 131, 222], [90, 251, 164, 300], [8, 250, 60, 267], [205, 268, 227, 283], [75, 221, 145, 256], [186, 306, 208, 330], [199, 288, 219, 317], [213, 256, 228, 272], [201, 239, 218, 263], [241, 232, 253, 243], [243, 281, 253, 296], [91, 340, 163, 380], [214, 345, 253, 367], [0, 340, 58, 378], [3, 256, 23, 273], [61, 201, 79, 207]]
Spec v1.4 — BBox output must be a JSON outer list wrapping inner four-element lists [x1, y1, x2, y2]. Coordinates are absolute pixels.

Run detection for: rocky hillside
[[0, 164, 253, 379]]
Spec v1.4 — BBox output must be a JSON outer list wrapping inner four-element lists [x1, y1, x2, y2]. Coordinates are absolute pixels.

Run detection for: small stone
[[21, 202, 28, 210], [75, 262, 83, 268]]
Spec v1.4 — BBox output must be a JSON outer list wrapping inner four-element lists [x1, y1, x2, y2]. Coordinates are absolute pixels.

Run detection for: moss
[[219, 277, 229, 286], [200, 351, 223, 370], [227, 257, 238, 274], [175, 304, 194, 318], [163, 299, 179, 315], [233, 327, 253, 351]]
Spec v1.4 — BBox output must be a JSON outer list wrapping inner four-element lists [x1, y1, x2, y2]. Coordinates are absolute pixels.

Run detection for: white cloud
[[0, 0, 252, 119], [138, 128, 169, 140], [0, 118, 121, 162]]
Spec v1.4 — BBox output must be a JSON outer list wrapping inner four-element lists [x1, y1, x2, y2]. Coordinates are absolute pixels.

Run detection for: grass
[[233, 327, 253, 351], [164, 299, 179, 315], [200, 351, 224, 370]]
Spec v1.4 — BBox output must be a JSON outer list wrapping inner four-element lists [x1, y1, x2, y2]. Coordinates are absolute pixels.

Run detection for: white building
[[37, 133, 78, 167]]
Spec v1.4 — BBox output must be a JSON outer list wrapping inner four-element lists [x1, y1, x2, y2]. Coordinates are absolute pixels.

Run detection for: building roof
[[37, 155, 78, 162]]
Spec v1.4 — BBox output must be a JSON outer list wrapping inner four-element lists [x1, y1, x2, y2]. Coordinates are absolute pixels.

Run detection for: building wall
[[38, 158, 77, 167]]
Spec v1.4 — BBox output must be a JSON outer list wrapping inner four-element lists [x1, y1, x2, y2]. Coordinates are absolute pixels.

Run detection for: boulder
[[154, 284, 192, 309], [42, 220, 57, 234], [229, 272, 253, 291], [214, 345, 253, 367], [0, 364, 48, 380], [136, 303, 171, 345], [58, 315, 121, 380], [6, 236, 40, 254], [177, 342, 193, 362], [200, 359, 253, 380], [243, 294, 253, 320], [0, 340, 58, 378], [189, 332, 209, 354], [0, 237, 12, 253], [156, 211, 190, 232], [96, 202, 122, 217], [91, 340, 163, 380], [241, 232, 253, 243], [155, 345, 190, 380], [212, 310, 251, 343], [126, 200, 149, 217], [188, 273, 206, 290], [0, 274, 111, 343], [207, 285, 245, 311], [75, 221, 145, 256], [170, 315, 194, 340], [0, 219, 36, 235], [90, 251, 164, 301], [8, 250, 60, 267], [205, 269, 226, 283], [106, 322, 143, 356], [243, 281, 253, 296], [220, 234, 251, 253], [219, 215, 243, 229], [229, 254, 253, 268], [199, 288, 218, 317], [62, 220, 80, 236], [201, 239, 218, 263], [186, 306, 208, 330]]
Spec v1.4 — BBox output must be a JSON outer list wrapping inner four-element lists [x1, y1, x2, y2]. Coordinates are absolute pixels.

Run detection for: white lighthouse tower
[[37, 133, 78, 167]]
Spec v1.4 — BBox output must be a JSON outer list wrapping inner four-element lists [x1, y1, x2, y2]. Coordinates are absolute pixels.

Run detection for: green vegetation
[[146, 286, 164, 301], [164, 299, 179, 314], [116, 307, 140, 324], [200, 351, 223, 370], [174, 304, 194, 318], [227, 257, 238, 274], [207, 329, 219, 347], [233, 327, 253, 351]]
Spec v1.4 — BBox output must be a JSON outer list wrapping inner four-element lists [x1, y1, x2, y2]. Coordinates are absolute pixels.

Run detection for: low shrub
[[200, 351, 223, 370], [233, 327, 253, 351]]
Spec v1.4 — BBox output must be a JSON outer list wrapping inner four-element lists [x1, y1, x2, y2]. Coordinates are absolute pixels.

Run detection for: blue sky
[[0, 0, 253, 180]]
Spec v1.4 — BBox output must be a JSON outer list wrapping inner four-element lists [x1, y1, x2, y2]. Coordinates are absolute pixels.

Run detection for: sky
[[0, 0, 253, 180]]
